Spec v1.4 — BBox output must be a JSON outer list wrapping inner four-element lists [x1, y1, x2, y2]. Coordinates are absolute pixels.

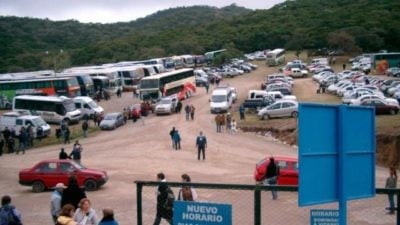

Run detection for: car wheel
[[32, 181, 45, 193], [390, 109, 396, 115], [292, 111, 298, 118], [84, 179, 98, 191]]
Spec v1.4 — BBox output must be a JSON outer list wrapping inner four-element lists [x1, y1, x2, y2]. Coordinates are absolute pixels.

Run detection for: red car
[[19, 159, 108, 192], [254, 156, 298, 186], [129, 103, 142, 121]]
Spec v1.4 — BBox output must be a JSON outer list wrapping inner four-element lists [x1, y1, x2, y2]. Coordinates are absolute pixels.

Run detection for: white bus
[[64, 67, 122, 94], [139, 68, 195, 101], [266, 48, 286, 66], [13, 95, 81, 124], [180, 55, 195, 68]]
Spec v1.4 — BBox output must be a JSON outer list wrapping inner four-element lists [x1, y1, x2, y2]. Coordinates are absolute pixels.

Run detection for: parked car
[[99, 112, 125, 130], [155, 96, 178, 115], [243, 96, 275, 111], [128, 104, 142, 121], [258, 100, 298, 120], [349, 94, 399, 106], [19, 159, 108, 192], [386, 67, 400, 76], [254, 156, 298, 185], [360, 99, 399, 115]]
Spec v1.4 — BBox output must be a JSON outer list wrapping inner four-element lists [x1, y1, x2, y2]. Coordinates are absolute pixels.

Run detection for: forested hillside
[[0, 0, 399, 72]]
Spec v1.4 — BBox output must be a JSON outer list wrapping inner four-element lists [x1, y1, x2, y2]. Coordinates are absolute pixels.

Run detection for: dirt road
[[0, 63, 389, 225]]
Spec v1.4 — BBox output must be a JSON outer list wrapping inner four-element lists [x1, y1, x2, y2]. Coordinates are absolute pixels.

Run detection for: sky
[[0, 0, 286, 24]]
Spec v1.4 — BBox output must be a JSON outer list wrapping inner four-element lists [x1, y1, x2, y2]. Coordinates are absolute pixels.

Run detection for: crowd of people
[[0, 125, 37, 156], [214, 112, 237, 133]]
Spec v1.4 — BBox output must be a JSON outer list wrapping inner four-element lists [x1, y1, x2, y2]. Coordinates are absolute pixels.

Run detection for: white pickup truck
[[0, 112, 51, 138]]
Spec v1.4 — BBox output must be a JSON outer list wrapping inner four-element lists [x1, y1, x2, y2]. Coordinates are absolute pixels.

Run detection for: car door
[[268, 102, 282, 118], [35, 162, 59, 189], [59, 162, 76, 186], [373, 100, 387, 114], [281, 102, 294, 117]]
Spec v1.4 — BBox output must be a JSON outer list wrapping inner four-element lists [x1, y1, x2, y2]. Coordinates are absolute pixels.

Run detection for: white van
[[248, 90, 296, 101], [0, 112, 51, 138], [210, 87, 233, 113], [311, 58, 329, 66], [73, 96, 104, 118], [13, 95, 81, 125]]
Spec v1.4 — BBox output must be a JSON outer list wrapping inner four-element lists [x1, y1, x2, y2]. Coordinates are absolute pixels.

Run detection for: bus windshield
[[140, 79, 159, 89], [67, 78, 79, 87], [63, 99, 77, 112], [140, 90, 159, 100]]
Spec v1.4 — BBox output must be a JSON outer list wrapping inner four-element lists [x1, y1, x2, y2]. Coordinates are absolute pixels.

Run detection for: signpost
[[173, 201, 232, 225], [298, 104, 376, 225]]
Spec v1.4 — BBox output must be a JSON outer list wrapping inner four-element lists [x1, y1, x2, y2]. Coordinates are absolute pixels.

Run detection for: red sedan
[[254, 156, 298, 186], [19, 159, 108, 192], [129, 103, 142, 121]]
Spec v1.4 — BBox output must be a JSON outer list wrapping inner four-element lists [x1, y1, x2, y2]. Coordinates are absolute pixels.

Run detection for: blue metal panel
[[173, 201, 232, 225]]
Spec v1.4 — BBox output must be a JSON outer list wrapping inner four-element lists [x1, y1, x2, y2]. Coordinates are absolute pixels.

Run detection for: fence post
[[137, 182, 143, 225], [254, 186, 261, 225]]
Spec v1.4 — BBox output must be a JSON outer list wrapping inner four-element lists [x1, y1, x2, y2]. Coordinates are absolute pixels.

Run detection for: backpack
[[163, 187, 175, 211], [0, 207, 22, 225]]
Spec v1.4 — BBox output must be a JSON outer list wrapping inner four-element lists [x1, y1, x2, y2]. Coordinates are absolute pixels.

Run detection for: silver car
[[99, 112, 125, 130], [155, 96, 178, 115], [258, 100, 298, 120]]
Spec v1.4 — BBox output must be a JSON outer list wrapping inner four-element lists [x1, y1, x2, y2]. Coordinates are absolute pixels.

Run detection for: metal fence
[[135, 181, 400, 225]]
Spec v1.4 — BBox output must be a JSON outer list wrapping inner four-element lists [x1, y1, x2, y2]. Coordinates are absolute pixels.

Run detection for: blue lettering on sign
[[173, 201, 232, 225], [310, 209, 339, 225]]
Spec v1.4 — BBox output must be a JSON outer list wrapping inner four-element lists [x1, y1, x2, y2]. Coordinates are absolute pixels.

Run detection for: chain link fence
[[136, 181, 399, 225]]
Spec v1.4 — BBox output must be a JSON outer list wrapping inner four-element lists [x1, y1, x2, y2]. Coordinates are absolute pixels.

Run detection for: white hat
[[54, 183, 67, 189]]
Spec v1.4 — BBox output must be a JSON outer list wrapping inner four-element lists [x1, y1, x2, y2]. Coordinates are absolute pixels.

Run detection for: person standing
[[176, 101, 182, 114], [59, 148, 69, 160], [342, 63, 346, 70], [205, 83, 209, 94], [178, 174, 198, 201], [226, 113, 232, 133], [196, 131, 207, 160], [0, 137, 4, 157], [98, 208, 119, 225], [220, 114, 226, 132], [239, 104, 245, 120], [264, 157, 280, 200], [169, 127, 176, 149], [64, 127, 70, 144], [7, 137, 15, 154], [215, 114, 221, 133], [116, 88, 122, 98], [16, 127, 26, 155], [69, 141, 83, 164], [386, 167, 397, 214], [73, 198, 98, 225], [61, 176, 87, 209], [153, 173, 172, 225], [51, 183, 67, 224], [173, 130, 181, 150], [2, 127, 11, 146], [82, 120, 89, 138], [0, 195, 23, 225], [231, 119, 238, 132], [184, 105, 190, 121], [190, 105, 196, 120]]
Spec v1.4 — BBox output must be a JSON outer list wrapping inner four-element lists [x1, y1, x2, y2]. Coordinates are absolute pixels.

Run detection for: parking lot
[[0, 61, 392, 225]]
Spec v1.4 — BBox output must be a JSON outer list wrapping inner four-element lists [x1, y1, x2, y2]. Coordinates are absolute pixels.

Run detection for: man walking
[[264, 157, 280, 200], [153, 173, 172, 225], [50, 183, 66, 223], [239, 104, 245, 120], [196, 131, 207, 160], [82, 120, 89, 138], [184, 105, 190, 121], [169, 127, 176, 149]]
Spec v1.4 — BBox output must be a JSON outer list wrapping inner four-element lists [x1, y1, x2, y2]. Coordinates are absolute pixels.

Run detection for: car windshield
[[211, 95, 226, 102], [159, 99, 171, 104], [70, 160, 86, 169], [104, 114, 117, 120], [63, 99, 77, 112], [32, 118, 47, 127], [87, 100, 98, 108]]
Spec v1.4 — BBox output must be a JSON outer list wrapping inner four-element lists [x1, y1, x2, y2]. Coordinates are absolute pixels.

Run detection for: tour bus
[[172, 56, 184, 69], [65, 67, 122, 94], [205, 49, 227, 64], [113, 66, 145, 91], [91, 76, 110, 93], [139, 68, 195, 101], [180, 55, 195, 68], [42, 73, 95, 97], [0, 77, 81, 109], [13, 95, 81, 125], [266, 48, 286, 66], [371, 52, 400, 74], [194, 55, 206, 67]]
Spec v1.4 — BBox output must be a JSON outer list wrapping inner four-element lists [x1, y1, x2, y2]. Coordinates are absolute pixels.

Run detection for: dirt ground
[[0, 62, 390, 225]]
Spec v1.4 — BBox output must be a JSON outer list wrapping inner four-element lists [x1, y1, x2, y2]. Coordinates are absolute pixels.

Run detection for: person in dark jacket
[[61, 176, 86, 209], [59, 148, 69, 160], [172, 130, 181, 150], [153, 173, 172, 225], [0, 137, 4, 157], [264, 157, 280, 200], [0, 195, 23, 225], [98, 208, 119, 225]]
